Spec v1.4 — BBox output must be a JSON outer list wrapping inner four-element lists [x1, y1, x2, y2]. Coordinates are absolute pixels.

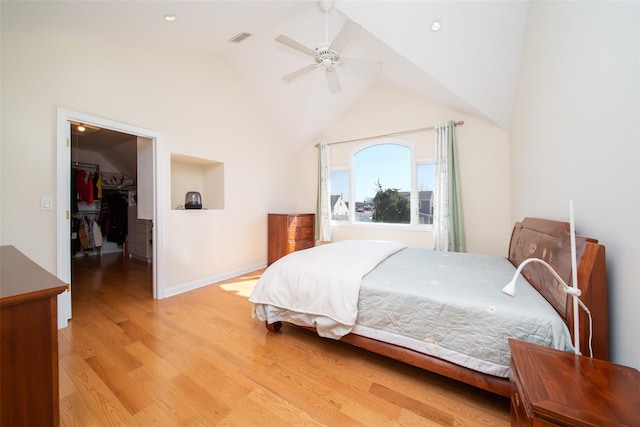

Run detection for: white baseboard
[[162, 262, 266, 298]]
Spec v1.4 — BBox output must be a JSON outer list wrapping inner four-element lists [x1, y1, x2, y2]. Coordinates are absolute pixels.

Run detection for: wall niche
[[171, 153, 224, 210]]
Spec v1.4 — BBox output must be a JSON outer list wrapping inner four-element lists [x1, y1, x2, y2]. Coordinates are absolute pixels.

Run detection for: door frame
[[56, 107, 164, 327]]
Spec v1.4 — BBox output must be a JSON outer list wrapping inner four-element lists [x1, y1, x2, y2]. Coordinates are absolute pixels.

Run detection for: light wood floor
[[60, 252, 510, 426]]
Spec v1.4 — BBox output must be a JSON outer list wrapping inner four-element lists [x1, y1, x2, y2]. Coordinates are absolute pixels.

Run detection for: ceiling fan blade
[[338, 57, 381, 67], [282, 64, 318, 82], [336, 57, 383, 73], [275, 34, 317, 57], [329, 20, 361, 54], [325, 68, 341, 93]]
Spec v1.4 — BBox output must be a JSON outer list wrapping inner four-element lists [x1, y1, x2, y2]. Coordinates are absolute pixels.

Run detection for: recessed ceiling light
[[431, 18, 442, 32], [164, 14, 177, 22]]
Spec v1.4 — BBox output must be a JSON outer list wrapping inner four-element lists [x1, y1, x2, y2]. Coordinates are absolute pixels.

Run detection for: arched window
[[330, 138, 433, 227]]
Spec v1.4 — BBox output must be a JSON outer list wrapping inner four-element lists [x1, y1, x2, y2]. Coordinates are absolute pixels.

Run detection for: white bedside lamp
[[502, 257, 581, 298]]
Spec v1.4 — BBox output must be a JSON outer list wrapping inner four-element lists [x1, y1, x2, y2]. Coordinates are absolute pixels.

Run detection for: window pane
[[354, 144, 410, 223], [418, 163, 434, 224], [330, 170, 349, 221]]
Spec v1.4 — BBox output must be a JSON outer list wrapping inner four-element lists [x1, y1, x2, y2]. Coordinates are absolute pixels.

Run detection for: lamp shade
[[502, 277, 517, 297]]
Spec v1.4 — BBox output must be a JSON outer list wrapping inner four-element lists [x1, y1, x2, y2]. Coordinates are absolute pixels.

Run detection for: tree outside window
[[371, 180, 410, 223]]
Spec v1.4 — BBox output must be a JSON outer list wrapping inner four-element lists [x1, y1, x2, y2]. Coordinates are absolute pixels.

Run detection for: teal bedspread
[[354, 248, 574, 377]]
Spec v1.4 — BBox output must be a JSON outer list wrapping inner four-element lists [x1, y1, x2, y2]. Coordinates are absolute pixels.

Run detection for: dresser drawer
[[128, 232, 152, 262], [128, 220, 151, 233], [129, 246, 151, 260], [288, 215, 314, 228], [287, 239, 314, 252], [510, 359, 537, 426], [128, 230, 149, 245], [287, 226, 314, 241], [510, 387, 529, 426]]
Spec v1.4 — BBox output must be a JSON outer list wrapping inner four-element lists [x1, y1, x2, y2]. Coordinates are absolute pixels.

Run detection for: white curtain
[[433, 121, 465, 252], [316, 142, 332, 242]]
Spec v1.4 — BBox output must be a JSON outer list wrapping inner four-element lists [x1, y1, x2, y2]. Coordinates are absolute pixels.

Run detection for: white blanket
[[249, 240, 406, 335]]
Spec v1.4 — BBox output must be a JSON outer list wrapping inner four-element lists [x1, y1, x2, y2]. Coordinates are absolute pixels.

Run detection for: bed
[[249, 218, 608, 397]]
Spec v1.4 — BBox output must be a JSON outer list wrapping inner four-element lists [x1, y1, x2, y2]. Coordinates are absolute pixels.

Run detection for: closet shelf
[[102, 172, 135, 190]]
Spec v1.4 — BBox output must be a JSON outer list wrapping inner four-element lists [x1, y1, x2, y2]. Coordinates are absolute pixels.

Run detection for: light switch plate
[[41, 197, 53, 211]]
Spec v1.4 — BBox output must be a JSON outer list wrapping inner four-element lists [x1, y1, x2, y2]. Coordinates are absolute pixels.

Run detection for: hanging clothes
[[100, 191, 128, 245], [96, 172, 103, 199], [79, 216, 102, 251], [88, 172, 94, 204], [78, 217, 90, 249], [92, 220, 103, 248], [75, 169, 95, 204], [71, 217, 81, 256]]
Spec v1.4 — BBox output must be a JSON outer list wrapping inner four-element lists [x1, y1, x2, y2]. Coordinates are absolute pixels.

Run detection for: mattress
[[352, 248, 574, 377]]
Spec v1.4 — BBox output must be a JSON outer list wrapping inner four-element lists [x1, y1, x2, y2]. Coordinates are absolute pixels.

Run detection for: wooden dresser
[[509, 338, 640, 426], [268, 213, 315, 265], [1, 246, 68, 427]]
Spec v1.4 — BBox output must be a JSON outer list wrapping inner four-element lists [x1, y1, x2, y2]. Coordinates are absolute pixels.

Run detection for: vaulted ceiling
[[2, 1, 529, 145]]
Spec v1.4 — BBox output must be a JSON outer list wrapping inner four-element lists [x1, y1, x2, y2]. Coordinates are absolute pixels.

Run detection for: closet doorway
[[56, 108, 163, 328], [71, 126, 140, 261]]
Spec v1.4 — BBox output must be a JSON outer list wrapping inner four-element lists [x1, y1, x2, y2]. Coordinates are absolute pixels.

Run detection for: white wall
[[510, 1, 639, 368], [75, 148, 122, 174], [0, 33, 297, 294], [305, 82, 512, 256]]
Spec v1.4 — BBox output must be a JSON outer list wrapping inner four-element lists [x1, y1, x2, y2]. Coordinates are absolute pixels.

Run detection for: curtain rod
[[316, 121, 464, 147]]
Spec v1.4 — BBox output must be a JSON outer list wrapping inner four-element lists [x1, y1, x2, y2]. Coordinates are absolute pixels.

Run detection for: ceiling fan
[[276, 0, 376, 93]]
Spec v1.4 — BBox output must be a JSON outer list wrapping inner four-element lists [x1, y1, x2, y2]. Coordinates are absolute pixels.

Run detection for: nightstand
[[509, 338, 640, 426]]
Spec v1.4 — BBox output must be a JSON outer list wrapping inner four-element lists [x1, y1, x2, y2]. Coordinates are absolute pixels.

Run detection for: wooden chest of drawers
[[268, 213, 315, 265], [1, 246, 67, 427]]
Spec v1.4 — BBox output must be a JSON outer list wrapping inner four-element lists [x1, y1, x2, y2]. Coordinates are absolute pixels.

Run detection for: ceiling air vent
[[230, 32, 252, 43]]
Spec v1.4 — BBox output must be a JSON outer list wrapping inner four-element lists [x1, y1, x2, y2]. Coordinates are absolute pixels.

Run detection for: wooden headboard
[[508, 217, 609, 360]]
